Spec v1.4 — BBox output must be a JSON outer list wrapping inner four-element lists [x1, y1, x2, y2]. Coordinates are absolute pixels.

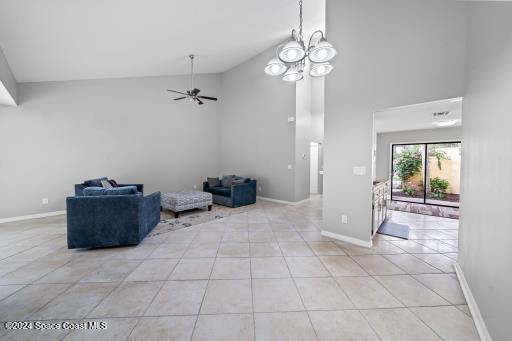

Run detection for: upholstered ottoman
[[161, 191, 213, 218]]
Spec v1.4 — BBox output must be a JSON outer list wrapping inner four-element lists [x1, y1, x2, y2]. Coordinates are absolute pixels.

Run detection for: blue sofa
[[203, 176, 256, 208], [66, 179, 160, 249]]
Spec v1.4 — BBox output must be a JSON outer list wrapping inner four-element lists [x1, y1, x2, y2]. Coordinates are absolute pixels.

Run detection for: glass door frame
[[390, 141, 461, 208]]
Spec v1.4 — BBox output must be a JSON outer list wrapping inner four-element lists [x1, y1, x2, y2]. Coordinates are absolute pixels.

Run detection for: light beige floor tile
[[250, 243, 282, 257], [335, 241, 375, 255], [0, 283, 70, 320], [274, 231, 304, 242], [194, 231, 224, 243], [129, 316, 196, 340], [295, 277, 353, 310], [211, 258, 250, 279], [456, 304, 472, 316], [2, 319, 75, 341], [279, 242, 315, 256], [391, 240, 437, 253], [0, 284, 24, 301], [384, 254, 442, 274], [182, 242, 219, 258], [254, 312, 317, 341], [309, 310, 380, 340], [299, 231, 328, 242], [363, 308, 442, 341], [36, 260, 102, 283], [164, 231, 197, 243], [201, 279, 252, 314], [352, 255, 406, 275], [336, 276, 403, 309], [250, 257, 290, 278], [108, 244, 158, 260], [444, 252, 458, 260], [410, 306, 479, 341], [413, 273, 466, 304], [0, 260, 65, 285], [89, 281, 162, 317], [371, 240, 407, 254], [320, 256, 367, 276], [252, 278, 304, 312], [249, 231, 276, 243], [169, 258, 214, 280], [217, 243, 250, 257], [222, 231, 249, 243], [148, 242, 188, 258], [145, 280, 207, 315], [308, 242, 346, 256], [63, 318, 138, 341], [0, 260, 30, 277], [79, 259, 141, 282], [124, 259, 178, 281], [192, 314, 254, 341], [410, 253, 456, 273], [285, 257, 330, 277], [375, 275, 450, 307], [31, 282, 117, 319]]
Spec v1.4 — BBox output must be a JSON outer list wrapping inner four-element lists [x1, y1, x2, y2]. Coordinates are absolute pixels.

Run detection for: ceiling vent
[[433, 111, 450, 117]]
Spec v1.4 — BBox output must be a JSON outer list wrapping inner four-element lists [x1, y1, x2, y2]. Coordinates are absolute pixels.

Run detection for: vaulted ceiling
[[0, 0, 324, 82]]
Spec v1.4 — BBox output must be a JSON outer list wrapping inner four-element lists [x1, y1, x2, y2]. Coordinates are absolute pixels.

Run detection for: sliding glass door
[[391, 142, 461, 207]]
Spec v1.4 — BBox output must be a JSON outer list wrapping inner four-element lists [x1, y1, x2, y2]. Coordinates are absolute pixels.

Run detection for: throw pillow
[[207, 177, 221, 187], [221, 175, 235, 187], [101, 179, 113, 189], [108, 179, 119, 187], [232, 178, 246, 185], [83, 177, 108, 187], [83, 186, 138, 196]]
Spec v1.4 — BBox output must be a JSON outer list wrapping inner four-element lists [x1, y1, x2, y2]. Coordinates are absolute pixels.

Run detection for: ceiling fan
[[167, 54, 218, 105]]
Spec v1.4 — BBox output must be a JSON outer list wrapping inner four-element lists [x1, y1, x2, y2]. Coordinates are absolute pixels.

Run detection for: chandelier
[[264, 0, 337, 82]]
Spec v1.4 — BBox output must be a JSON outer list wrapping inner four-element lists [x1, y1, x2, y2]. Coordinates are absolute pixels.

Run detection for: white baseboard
[[454, 262, 492, 341], [0, 210, 66, 224], [257, 196, 310, 206], [321, 230, 373, 248]]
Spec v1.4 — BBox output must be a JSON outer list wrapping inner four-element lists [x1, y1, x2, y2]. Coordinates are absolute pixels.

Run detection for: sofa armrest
[[203, 181, 210, 191], [117, 184, 144, 194], [66, 195, 141, 248], [231, 180, 257, 207], [139, 192, 161, 238]]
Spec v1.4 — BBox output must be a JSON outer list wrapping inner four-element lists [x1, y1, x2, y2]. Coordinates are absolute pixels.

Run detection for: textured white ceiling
[[374, 98, 463, 133], [0, 0, 325, 82]]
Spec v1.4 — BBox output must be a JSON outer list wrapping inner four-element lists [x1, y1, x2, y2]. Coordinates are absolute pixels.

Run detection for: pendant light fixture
[[264, 0, 337, 81]]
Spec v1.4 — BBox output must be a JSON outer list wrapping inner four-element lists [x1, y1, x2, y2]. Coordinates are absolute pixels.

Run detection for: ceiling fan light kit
[[167, 54, 218, 105], [265, 0, 337, 81]]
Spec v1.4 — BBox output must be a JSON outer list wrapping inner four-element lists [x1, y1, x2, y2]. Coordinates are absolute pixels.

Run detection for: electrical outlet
[[42, 198, 49, 205], [193, 184, 197, 189], [341, 215, 348, 224]]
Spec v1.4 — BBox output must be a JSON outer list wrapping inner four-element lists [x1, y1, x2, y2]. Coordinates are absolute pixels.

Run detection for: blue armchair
[[66, 181, 160, 249], [203, 177, 256, 208]]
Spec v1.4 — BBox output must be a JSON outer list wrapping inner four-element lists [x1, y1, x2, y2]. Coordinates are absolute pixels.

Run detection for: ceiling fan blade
[[196, 99, 204, 105], [198, 96, 218, 101], [174, 97, 187, 100], [191, 88, 200, 96], [167, 89, 188, 95]]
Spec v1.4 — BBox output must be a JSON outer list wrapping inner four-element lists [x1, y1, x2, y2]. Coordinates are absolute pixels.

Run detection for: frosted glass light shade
[[279, 40, 306, 63], [264, 58, 287, 76], [282, 66, 303, 82], [310, 62, 333, 77], [309, 39, 337, 63]]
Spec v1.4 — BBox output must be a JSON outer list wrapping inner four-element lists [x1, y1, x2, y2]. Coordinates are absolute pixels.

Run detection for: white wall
[[459, 3, 512, 340], [220, 47, 297, 202], [323, 0, 466, 244], [375, 127, 462, 181], [0, 47, 17, 106], [0, 74, 221, 219], [294, 72, 312, 201]]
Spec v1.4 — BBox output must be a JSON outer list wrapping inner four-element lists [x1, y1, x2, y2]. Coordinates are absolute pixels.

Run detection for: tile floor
[[0, 197, 480, 340]]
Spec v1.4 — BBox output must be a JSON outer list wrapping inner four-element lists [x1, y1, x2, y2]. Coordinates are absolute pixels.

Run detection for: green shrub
[[402, 186, 416, 197], [394, 148, 422, 181], [430, 177, 449, 198]]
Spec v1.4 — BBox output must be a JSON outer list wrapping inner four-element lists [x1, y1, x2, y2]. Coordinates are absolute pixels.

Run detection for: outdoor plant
[[402, 186, 416, 197], [428, 147, 449, 170], [394, 148, 422, 181], [430, 177, 449, 198]]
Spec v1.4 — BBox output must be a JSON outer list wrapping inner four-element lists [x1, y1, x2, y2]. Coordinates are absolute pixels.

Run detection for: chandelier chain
[[299, 0, 303, 40]]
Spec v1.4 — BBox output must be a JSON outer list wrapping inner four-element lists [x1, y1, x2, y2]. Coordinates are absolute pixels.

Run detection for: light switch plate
[[342, 215, 348, 224], [353, 166, 366, 175], [287, 117, 295, 123], [42, 198, 49, 205]]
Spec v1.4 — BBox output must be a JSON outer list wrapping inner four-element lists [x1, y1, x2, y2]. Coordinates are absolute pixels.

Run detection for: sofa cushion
[[83, 177, 108, 187], [206, 186, 231, 197], [83, 186, 138, 196], [207, 177, 221, 188], [221, 175, 235, 187], [232, 177, 250, 185]]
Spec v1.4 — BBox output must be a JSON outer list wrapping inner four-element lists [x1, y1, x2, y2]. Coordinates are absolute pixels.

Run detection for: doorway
[[310, 142, 319, 194]]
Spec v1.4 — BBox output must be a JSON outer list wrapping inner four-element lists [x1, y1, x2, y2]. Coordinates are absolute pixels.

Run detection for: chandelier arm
[[307, 30, 325, 50]]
